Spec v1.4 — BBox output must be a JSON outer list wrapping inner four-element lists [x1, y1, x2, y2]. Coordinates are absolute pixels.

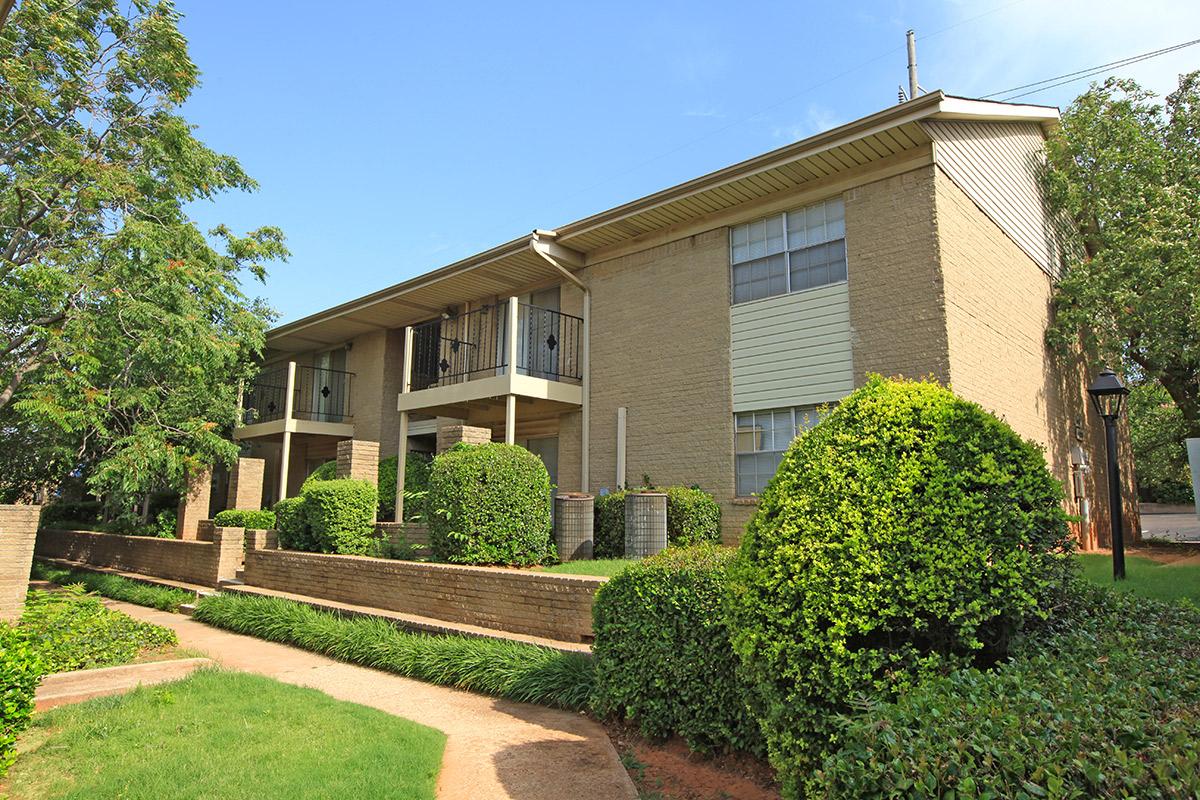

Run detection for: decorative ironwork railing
[[242, 365, 354, 425], [410, 303, 582, 390]]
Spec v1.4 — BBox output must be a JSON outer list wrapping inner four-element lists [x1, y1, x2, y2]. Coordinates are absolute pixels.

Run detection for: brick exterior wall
[[227, 457, 265, 510], [36, 527, 245, 587], [933, 168, 1138, 547], [581, 228, 744, 542], [242, 549, 602, 643], [845, 165, 950, 384], [336, 439, 380, 486], [0, 505, 41, 621]]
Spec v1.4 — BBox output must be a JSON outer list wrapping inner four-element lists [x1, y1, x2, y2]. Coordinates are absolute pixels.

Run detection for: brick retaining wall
[[1, 504, 41, 621], [36, 527, 244, 587], [242, 548, 602, 643]]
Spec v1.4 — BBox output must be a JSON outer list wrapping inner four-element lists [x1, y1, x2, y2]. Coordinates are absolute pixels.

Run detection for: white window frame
[[734, 405, 826, 497], [730, 197, 847, 305]]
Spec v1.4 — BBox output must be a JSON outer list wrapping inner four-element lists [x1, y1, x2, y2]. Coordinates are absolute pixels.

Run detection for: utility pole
[[906, 29, 920, 101]]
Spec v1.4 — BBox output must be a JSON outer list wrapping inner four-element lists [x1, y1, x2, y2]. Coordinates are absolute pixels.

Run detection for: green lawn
[[5, 670, 444, 800], [540, 558, 640, 577], [1077, 554, 1200, 605]]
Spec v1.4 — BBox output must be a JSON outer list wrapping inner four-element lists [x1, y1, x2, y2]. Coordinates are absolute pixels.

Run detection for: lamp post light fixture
[[1087, 368, 1131, 581]]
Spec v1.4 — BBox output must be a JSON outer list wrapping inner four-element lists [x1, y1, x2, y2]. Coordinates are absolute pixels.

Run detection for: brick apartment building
[[232, 90, 1136, 549]]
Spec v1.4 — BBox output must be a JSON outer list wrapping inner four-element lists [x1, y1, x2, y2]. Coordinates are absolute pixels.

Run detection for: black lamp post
[[1087, 368, 1131, 580]]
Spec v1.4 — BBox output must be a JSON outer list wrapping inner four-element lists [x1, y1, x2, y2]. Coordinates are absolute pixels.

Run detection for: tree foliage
[[1045, 73, 1200, 437], [1129, 381, 1195, 503], [0, 0, 286, 501]]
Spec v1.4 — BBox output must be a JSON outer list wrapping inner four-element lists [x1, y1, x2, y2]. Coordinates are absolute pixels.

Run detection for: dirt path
[[106, 601, 637, 800]]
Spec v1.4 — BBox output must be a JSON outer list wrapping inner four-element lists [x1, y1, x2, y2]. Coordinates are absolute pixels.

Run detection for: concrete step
[[34, 658, 215, 710], [215, 581, 591, 655]]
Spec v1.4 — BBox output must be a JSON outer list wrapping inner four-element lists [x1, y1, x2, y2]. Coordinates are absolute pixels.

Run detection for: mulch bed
[[604, 719, 780, 800]]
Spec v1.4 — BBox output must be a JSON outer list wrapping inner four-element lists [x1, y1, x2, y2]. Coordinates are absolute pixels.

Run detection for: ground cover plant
[[728, 376, 1075, 797], [4, 669, 445, 800], [1078, 553, 1200, 605], [810, 582, 1200, 799], [30, 562, 194, 612], [0, 623, 39, 778], [193, 592, 593, 709], [427, 443, 554, 566], [20, 586, 177, 674], [592, 544, 762, 755]]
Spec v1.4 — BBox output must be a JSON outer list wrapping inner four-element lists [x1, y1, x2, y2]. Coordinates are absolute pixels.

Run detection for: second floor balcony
[[236, 363, 356, 439]]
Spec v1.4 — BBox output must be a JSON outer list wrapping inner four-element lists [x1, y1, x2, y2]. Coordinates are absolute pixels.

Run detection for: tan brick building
[[235, 91, 1135, 550]]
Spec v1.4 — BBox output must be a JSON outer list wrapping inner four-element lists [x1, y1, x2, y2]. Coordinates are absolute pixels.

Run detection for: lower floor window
[[735, 405, 825, 496]]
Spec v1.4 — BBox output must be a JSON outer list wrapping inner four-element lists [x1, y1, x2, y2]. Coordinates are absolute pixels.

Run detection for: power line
[[985, 37, 1200, 101]]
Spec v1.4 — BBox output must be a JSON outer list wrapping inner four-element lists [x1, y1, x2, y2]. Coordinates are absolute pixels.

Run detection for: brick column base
[[0, 504, 40, 621], [211, 526, 245, 584], [436, 424, 493, 453], [227, 457, 266, 510], [336, 440, 380, 486], [176, 468, 212, 540]]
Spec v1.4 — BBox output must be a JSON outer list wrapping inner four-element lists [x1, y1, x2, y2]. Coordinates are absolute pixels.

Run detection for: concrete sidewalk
[[106, 601, 636, 800], [1142, 512, 1200, 543]]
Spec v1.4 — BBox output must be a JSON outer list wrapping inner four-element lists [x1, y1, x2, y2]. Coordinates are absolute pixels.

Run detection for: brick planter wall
[[36, 527, 245, 587], [1, 504, 41, 621], [242, 548, 602, 643]]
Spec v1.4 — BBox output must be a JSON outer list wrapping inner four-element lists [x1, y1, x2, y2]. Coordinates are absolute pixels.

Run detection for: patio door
[[312, 348, 347, 421], [522, 287, 560, 379]]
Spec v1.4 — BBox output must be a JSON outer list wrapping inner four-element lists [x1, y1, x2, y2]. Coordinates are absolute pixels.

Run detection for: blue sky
[[176, 0, 1200, 325]]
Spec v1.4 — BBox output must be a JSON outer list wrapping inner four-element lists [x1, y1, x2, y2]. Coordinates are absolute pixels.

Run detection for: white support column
[[580, 290, 590, 490], [616, 406, 627, 489], [278, 361, 297, 500], [505, 296, 520, 446], [396, 326, 414, 522]]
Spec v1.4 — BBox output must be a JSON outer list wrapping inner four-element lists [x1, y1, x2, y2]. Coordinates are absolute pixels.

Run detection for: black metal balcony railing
[[293, 366, 353, 423], [410, 303, 583, 391], [242, 365, 354, 425]]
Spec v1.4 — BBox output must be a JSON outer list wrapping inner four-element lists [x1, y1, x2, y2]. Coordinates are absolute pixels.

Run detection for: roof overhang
[[266, 91, 1058, 354]]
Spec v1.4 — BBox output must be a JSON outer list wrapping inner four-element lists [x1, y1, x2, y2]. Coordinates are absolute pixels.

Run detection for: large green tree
[[0, 0, 286, 502], [1045, 73, 1200, 439]]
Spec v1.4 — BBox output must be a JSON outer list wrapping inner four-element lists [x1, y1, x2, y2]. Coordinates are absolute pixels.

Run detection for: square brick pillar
[[0, 504, 40, 622], [176, 467, 212, 540], [336, 439, 380, 486], [226, 457, 265, 510], [436, 424, 493, 453], [210, 526, 246, 585]]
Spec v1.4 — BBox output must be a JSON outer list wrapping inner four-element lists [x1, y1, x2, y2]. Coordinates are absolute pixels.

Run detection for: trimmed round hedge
[[591, 544, 762, 754], [272, 479, 378, 555], [212, 509, 276, 530], [727, 376, 1074, 797], [428, 443, 553, 566], [593, 486, 722, 557], [304, 451, 433, 521]]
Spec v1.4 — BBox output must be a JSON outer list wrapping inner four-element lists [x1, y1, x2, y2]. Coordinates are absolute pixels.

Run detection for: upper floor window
[[730, 198, 847, 304]]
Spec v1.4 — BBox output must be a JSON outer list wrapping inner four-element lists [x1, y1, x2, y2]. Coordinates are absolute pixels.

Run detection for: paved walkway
[[107, 601, 636, 800]]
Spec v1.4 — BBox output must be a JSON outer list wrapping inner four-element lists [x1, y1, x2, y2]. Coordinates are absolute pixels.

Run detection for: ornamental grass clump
[[427, 443, 554, 566], [727, 376, 1074, 798]]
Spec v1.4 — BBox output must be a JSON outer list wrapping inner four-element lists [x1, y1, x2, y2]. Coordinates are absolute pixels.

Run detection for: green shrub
[[273, 496, 311, 551], [0, 623, 40, 777], [193, 592, 593, 709], [428, 443, 553, 566], [810, 583, 1200, 799], [30, 562, 193, 612], [149, 508, 177, 538], [303, 460, 338, 485], [20, 586, 177, 674], [379, 452, 433, 521], [664, 486, 721, 546], [213, 508, 277, 530], [592, 544, 761, 754], [38, 500, 101, 528], [300, 479, 378, 556], [727, 376, 1075, 797], [593, 490, 628, 558]]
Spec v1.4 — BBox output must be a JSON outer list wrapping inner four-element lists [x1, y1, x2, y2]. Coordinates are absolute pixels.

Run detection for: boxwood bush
[[300, 479, 378, 556], [664, 486, 721, 546], [727, 376, 1074, 797], [0, 623, 40, 777], [428, 443, 553, 566], [212, 509, 277, 530], [305, 451, 432, 521], [594, 486, 721, 557], [810, 583, 1200, 799], [592, 544, 762, 754], [273, 495, 311, 551]]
